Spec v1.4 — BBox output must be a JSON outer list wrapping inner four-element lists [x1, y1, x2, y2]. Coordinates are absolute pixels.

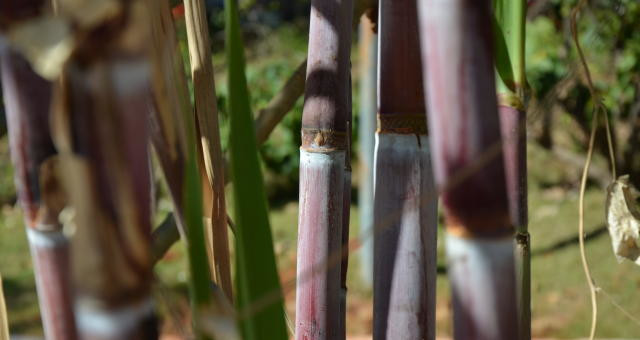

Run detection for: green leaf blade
[[224, 0, 288, 339]]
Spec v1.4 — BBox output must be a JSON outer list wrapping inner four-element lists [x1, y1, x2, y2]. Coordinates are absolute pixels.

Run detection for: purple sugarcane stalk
[[372, 0, 437, 338], [418, 1, 518, 339], [0, 44, 77, 340], [295, 0, 353, 338], [499, 104, 529, 340]]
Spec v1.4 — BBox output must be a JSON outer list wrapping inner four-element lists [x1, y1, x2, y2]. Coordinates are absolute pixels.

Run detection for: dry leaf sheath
[[52, 1, 158, 338], [183, 0, 233, 300]]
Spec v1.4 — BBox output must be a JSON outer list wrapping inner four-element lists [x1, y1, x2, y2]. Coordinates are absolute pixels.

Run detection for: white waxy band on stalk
[[26, 228, 68, 248], [76, 299, 154, 338], [110, 60, 151, 95], [299, 148, 346, 165]]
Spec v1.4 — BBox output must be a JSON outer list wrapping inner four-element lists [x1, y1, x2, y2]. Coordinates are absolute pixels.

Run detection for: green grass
[[3, 164, 640, 338]]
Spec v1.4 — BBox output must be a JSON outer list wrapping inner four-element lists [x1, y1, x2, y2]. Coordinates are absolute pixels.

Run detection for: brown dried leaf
[[605, 175, 640, 265], [7, 16, 73, 80], [38, 156, 68, 225], [56, 0, 121, 29]]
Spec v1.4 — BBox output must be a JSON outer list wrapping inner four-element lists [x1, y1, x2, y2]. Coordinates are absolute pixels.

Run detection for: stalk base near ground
[[75, 299, 157, 340], [515, 231, 531, 340], [295, 150, 345, 340], [372, 134, 437, 340], [339, 170, 351, 340], [27, 229, 76, 340], [446, 233, 518, 340]]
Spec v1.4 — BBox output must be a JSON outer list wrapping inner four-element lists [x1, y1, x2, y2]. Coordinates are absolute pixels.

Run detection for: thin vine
[[570, 1, 617, 339]]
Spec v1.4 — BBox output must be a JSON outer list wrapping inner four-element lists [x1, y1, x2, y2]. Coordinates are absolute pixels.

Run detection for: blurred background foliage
[[2, 0, 640, 337]]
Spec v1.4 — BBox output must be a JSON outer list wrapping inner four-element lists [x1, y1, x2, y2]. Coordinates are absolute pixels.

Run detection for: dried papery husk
[[145, 0, 191, 234], [606, 175, 640, 265], [183, 0, 232, 300], [5, 16, 73, 80]]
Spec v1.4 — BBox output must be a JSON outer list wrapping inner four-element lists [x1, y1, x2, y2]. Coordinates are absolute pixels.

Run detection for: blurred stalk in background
[[0, 42, 76, 340], [418, 0, 518, 339], [0, 1, 76, 338], [53, 1, 158, 337], [372, 0, 436, 338]]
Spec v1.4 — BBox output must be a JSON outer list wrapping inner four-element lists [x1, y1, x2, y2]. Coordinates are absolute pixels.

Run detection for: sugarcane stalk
[[151, 1, 381, 263], [183, 0, 233, 302], [0, 44, 76, 340], [48, 2, 158, 338], [357, 15, 377, 289], [295, 0, 353, 338], [418, 1, 518, 339], [372, 0, 436, 338], [494, 1, 529, 339]]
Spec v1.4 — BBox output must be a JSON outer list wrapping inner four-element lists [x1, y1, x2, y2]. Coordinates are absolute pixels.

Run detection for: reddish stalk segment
[[295, 0, 353, 338], [297, 151, 345, 340], [499, 105, 529, 340], [0, 48, 77, 340], [417, 1, 517, 339], [373, 0, 437, 339], [499, 106, 527, 230]]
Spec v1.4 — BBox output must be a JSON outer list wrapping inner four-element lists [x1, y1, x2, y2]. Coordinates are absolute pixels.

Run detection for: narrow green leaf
[[224, 0, 288, 339], [184, 152, 213, 309], [493, 14, 516, 94], [494, 0, 526, 96]]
